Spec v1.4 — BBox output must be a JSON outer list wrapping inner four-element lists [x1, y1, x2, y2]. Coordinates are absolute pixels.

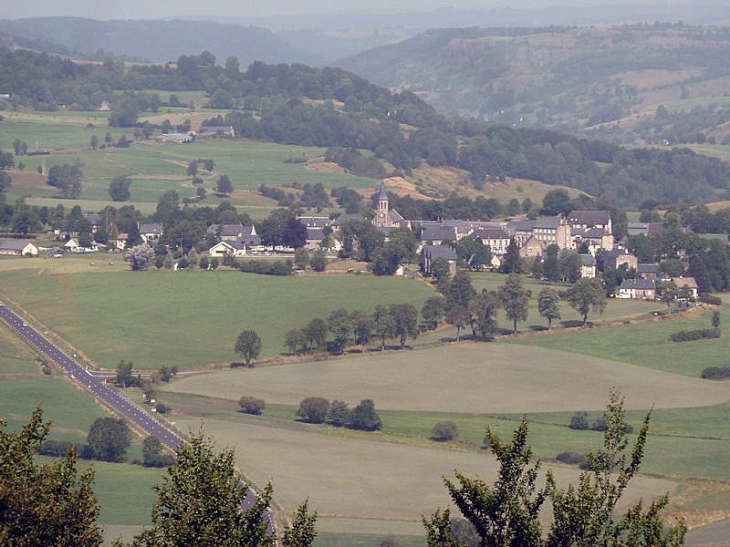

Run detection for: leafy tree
[[294, 247, 310, 270], [47, 161, 83, 199], [87, 417, 131, 463], [282, 499, 318, 547], [712, 310, 721, 329], [187, 247, 199, 270], [390, 303, 419, 347], [234, 330, 262, 366], [500, 238, 522, 274], [186, 161, 198, 177], [498, 273, 529, 333], [566, 277, 606, 326], [303, 318, 328, 351], [546, 391, 686, 546], [109, 175, 132, 201], [328, 308, 352, 354], [238, 396, 265, 415], [90, 135, 99, 150], [468, 292, 499, 341], [142, 436, 175, 468], [437, 419, 546, 547], [432, 421, 459, 442], [0, 406, 103, 547], [537, 288, 561, 329], [456, 236, 492, 271], [349, 399, 382, 431], [132, 433, 282, 547], [541, 189, 571, 216], [0, 170, 10, 192], [296, 397, 330, 424], [283, 217, 308, 249], [216, 174, 234, 195], [310, 249, 327, 272], [285, 329, 307, 354], [369, 305, 393, 350], [126, 243, 156, 271], [350, 310, 373, 349], [114, 359, 139, 388], [656, 281, 678, 312], [447, 271, 476, 308], [422, 295, 446, 330], [446, 305, 470, 342], [327, 400, 350, 427]]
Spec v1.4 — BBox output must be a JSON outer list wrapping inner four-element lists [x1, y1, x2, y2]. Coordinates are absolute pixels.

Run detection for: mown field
[[0, 265, 434, 370]]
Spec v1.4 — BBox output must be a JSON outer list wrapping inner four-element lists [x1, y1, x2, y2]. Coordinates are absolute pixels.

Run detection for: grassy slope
[[0, 268, 434, 369]]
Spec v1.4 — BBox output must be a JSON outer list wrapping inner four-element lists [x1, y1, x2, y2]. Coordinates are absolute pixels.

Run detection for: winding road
[[0, 301, 275, 534]]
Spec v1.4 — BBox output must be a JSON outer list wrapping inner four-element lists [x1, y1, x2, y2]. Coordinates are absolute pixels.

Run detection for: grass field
[[0, 267, 434, 370], [0, 110, 377, 214]]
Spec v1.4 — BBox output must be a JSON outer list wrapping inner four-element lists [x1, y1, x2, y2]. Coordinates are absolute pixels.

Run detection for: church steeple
[[377, 180, 389, 213]]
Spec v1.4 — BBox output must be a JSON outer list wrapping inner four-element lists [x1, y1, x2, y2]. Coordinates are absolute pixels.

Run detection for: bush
[[569, 411, 590, 430], [348, 399, 382, 431], [296, 397, 330, 424], [239, 396, 265, 415], [39, 440, 76, 457], [701, 366, 730, 380], [556, 451, 589, 469], [239, 259, 293, 276], [155, 403, 169, 414], [327, 400, 350, 427], [431, 421, 459, 442], [698, 294, 722, 306], [669, 328, 720, 342]]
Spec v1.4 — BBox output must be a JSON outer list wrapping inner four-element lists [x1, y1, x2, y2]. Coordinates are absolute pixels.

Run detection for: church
[[372, 181, 410, 230]]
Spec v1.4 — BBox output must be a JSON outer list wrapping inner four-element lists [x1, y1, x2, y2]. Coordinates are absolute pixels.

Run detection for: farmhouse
[[156, 133, 193, 144], [580, 253, 597, 278], [208, 240, 248, 258], [0, 240, 38, 256], [670, 276, 699, 299], [617, 279, 656, 299], [139, 223, 163, 245]]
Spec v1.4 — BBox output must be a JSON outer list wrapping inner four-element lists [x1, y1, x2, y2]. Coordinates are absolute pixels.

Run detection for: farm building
[[0, 240, 38, 256]]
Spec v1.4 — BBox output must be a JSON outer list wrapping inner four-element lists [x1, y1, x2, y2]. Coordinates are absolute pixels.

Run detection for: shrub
[[699, 294, 722, 306], [431, 421, 459, 442], [238, 396, 265, 415], [556, 451, 588, 469], [348, 399, 382, 431], [296, 397, 330, 424], [155, 403, 169, 414], [569, 411, 589, 430], [39, 440, 76, 457], [239, 259, 293, 276], [701, 366, 730, 380], [669, 328, 720, 342], [327, 400, 350, 427]]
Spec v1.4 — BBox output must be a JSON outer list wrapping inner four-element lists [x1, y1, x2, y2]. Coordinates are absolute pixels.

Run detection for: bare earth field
[[165, 344, 730, 414], [170, 416, 679, 537]]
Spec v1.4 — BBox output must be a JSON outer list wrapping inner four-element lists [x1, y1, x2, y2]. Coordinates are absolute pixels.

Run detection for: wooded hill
[[337, 24, 730, 145], [1, 47, 729, 209], [0, 17, 315, 66]]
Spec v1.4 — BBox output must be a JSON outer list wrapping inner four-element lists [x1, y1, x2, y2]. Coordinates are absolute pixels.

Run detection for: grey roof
[[533, 216, 561, 229], [0, 240, 33, 251], [602, 247, 633, 260], [86, 213, 103, 225], [580, 253, 596, 266], [423, 245, 457, 261], [507, 219, 536, 233], [420, 225, 458, 242], [472, 227, 510, 239], [637, 263, 658, 274], [333, 213, 364, 226], [139, 223, 163, 235], [620, 279, 655, 290], [297, 216, 331, 228], [306, 227, 325, 241], [219, 224, 254, 238], [567, 210, 611, 225], [573, 227, 606, 239]]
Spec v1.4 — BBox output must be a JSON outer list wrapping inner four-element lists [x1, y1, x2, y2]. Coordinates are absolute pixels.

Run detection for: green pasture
[[2, 111, 377, 213], [500, 306, 728, 377], [0, 269, 434, 370]]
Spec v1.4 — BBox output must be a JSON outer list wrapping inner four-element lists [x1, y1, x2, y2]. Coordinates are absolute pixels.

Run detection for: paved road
[[0, 302, 275, 533]]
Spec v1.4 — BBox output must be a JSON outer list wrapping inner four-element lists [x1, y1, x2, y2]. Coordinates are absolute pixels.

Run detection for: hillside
[[337, 24, 730, 144], [0, 17, 318, 66]]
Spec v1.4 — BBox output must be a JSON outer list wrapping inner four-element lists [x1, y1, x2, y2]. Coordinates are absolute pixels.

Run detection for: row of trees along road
[[2, 392, 685, 546]]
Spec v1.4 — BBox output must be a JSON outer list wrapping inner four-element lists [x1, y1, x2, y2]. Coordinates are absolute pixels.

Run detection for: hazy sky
[[4, 0, 671, 20]]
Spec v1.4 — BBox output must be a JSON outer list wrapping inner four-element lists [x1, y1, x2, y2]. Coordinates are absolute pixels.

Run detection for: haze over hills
[[337, 24, 730, 144], [0, 17, 319, 66]]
